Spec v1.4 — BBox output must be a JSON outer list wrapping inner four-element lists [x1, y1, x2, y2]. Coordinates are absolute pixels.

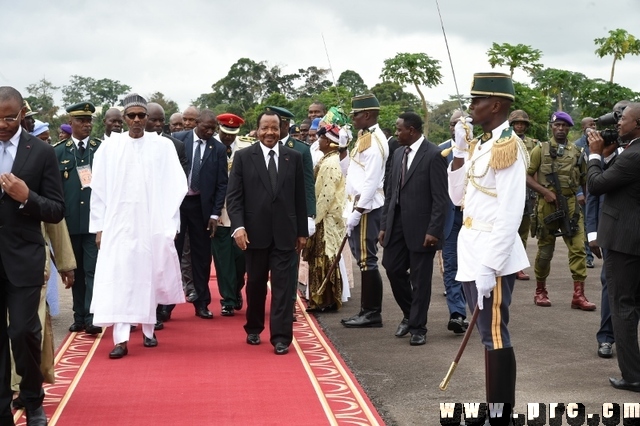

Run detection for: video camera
[[594, 109, 623, 145]]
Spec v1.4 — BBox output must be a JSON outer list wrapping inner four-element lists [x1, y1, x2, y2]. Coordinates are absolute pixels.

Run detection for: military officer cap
[[469, 73, 515, 101], [23, 100, 38, 117], [350, 94, 380, 114], [217, 113, 244, 135], [266, 106, 294, 121], [550, 111, 574, 126], [289, 124, 300, 134], [66, 101, 96, 117]]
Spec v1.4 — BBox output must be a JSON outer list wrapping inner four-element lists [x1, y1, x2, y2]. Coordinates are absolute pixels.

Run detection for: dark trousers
[[382, 211, 435, 336], [348, 207, 382, 272], [0, 261, 44, 419], [597, 248, 614, 344], [463, 274, 516, 350], [175, 195, 212, 311], [70, 233, 98, 326], [243, 244, 295, 346], [211, 226, 245, 308], [442, 208, 466, 318], [605, 249, 640, 382]]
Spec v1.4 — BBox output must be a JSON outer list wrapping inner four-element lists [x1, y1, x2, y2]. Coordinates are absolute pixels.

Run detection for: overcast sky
[[4, 0, 640, 112]]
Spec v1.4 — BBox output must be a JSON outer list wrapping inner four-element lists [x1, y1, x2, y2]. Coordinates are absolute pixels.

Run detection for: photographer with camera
[[587, 102, 640, 392], [526, 112, 595, 310]]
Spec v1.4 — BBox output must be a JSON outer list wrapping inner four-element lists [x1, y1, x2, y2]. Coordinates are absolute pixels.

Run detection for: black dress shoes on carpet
[[84, 325, 102, 335], [394, 318, 410, 337], [68, 323, 84, 332], [598, 342, 613, 358], [185, 289, 198, 303], [154, 320, 164, 331], [25, 405, 47, 426], [447, 315, 469, 335], [109, 342, 128, 359], [221, 306, 234, 316], [157, 306, 172, 322], [143, 334, 158, 348], [341, 311, 383, 328], [234, 293, 243, 311], [609, 377, 640, 392], [274, 343, 289, 355], [409, 334, 427, 346], [195, 308, 213, 319], [246, 334, 261, 345]]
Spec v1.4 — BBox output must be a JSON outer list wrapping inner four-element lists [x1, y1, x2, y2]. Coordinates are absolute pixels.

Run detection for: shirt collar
[[260, 141, 279, 157], [72, 135, 88, 147], [193, 128, 203, 143], [408, 136, 425, 151], [3, 127, 21, 146]]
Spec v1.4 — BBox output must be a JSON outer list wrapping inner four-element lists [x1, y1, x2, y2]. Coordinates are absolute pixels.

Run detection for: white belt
[[463, 217, 493, 232]]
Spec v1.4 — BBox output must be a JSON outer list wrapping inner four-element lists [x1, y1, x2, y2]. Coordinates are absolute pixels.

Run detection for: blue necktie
[[190, 140, 202, 192], [0, 141, 12, 175]]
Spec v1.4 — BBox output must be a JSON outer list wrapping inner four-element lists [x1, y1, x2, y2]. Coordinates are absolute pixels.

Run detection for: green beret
[[266, 106, 294, 120], [66, 102, 96, 117], [469, 73, 515, 101], [350, 94, 380, 113]]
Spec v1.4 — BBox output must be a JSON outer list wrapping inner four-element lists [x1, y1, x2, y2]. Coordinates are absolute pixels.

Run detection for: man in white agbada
[[89, 93, 187, 359]]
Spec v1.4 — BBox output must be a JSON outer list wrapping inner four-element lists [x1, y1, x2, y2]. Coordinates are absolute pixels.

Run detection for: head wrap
[[32, 120, 49, 137], [317, 124, 341, 144], [122, 93, 147, 111]]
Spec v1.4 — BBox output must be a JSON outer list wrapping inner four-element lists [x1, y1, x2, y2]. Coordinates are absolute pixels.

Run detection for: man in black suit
[[227, 111, 308, 355], [379, 112, 448, 346], [170, 110, 228, 319], [0, 86, 65, 426], [587, 102, 640, 392]]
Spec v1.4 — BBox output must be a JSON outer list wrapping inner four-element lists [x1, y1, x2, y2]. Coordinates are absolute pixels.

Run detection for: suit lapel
[[11, 132, 33, 176], [250, 143, 273, 196], [402, 141, 427, 187], [201, 137, 214, 163], [185, 133, 194, 168]]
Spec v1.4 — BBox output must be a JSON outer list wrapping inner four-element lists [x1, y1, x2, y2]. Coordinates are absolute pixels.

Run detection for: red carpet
[[12, 279, 383, 425]]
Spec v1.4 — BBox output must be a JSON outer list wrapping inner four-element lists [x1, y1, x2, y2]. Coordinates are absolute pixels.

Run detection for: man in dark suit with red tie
[[169, 110, 228, 319], [587, 102, 640, 392], [0, 86, 65, 426], [226, 111, 308, 355], [378, 112, 449, 346]]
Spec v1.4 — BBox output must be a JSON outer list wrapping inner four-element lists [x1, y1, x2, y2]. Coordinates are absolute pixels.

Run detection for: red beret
[[216, 113, 245, 135]]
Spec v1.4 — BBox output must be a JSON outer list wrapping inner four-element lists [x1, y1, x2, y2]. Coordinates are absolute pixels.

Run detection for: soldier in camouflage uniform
[[526, 112, 595, 310], [509, 110, 538, 281]]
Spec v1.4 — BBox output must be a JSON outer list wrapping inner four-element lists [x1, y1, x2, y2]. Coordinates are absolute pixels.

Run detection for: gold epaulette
[[489, 128, 522, 170], [51, 139, 66, 147], [356, 130, 371, 153], [238, 135, 256, 144]]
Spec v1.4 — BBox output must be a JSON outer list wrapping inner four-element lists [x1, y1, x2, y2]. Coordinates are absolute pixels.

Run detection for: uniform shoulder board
[[287, 140, 295, 148], [65, 140, 73, 147], [238, 135, 256, 144], [489, 128, 522, 170], [52, 139, 66, 147], [89, 138, 102, 147]]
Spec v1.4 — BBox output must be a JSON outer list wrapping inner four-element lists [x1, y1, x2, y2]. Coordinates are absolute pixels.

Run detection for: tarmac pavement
[[50, 239, 639, 425]]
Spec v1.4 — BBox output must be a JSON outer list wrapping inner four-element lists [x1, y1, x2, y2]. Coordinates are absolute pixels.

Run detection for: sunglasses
[[126, 112, 147, 120]]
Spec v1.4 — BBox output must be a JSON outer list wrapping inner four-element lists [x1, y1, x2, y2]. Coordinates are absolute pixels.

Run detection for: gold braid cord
[[489, 133, 518, 170]]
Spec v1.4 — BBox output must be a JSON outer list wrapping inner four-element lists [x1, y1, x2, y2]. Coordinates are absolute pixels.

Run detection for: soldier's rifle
[[543, 157, 576, 238]]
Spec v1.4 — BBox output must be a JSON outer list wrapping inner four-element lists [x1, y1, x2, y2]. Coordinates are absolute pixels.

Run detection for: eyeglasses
[[0, 110, 22, 123], [126, 112, 147, 120]]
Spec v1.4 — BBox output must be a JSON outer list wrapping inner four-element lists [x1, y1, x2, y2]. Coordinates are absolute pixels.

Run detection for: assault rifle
[[543, 158, 578, 237]]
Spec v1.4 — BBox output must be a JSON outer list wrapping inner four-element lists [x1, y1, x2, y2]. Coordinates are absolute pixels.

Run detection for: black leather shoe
[[274, 342, 289, 355], [447, 316, 468, 335], [609, 377, 640, 392], [598, 342, 613, 358], [143, 334, 158, 348], [25, 405, 47, 426], [84, 325, 102, 335], [341, 311, 382, 328], [68, 322, 84, 332], [109, 343, 128, 359], [586, 259, 595, 268], [221, 306, 234, 316], [409, 334, 427, 346], [394, 318, 410, 337], [185, 289, 198, 303], [130, 325, 137, 332], [234, 294, 243, 311], [246, 334, 260, 345], [341, 313, 361, 324], [195, 308, 213, 319], [154, 320, 164, 331]]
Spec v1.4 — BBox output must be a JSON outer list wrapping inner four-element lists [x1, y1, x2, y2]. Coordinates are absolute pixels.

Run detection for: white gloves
[[345, 210, 362, 236], [307, 217, 316, 237], [475, 264, 496, 310], [339, 126, 352, 148], [453, 117, 473, 158]]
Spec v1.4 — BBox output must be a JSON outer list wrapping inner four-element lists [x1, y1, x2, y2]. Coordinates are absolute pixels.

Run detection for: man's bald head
[[103, 107, 123, 136], [169, 112, 183, 132], [145, 102, 165, 134], [182, 106, 199, 130]]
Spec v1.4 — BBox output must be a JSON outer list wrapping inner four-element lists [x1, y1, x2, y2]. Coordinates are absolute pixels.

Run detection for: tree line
[[22, 28, 640, 144]]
